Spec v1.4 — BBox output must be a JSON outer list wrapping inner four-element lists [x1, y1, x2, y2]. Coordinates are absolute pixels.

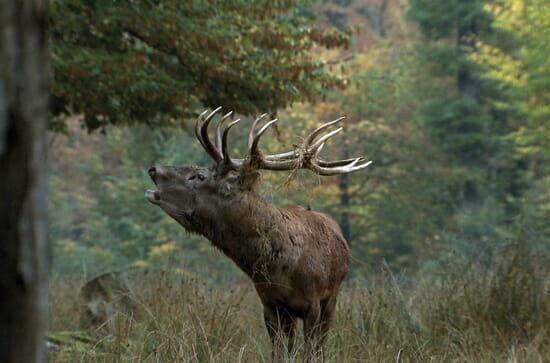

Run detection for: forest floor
[[48, 245, 549, 363]]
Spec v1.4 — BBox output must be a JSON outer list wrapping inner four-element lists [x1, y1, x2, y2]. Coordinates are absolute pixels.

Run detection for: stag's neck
[[200, 194, 285, 278]]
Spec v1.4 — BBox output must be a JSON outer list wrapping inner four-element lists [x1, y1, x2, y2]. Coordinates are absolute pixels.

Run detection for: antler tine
[[310, 159, 373, 176], [198, 107, 223, 162], [247, 115, 370, 174], [245, 118, 305, 170], [264, 124, 343, 163], [307, 127, 367, 167], [193, 109, 370, 175], [222, 119, 241, 164], [264, 150, 299, 161], [308, 127, 343, 153], [261, 158, 302, 170], [302, 119, 372, 174], [216, 111, 233, 152], [195, 109, 209, 149], [248, 118, 278, 157], [303, 116, 345, 147], [317, 157, 365, 167], [248, 113, 268, 150]]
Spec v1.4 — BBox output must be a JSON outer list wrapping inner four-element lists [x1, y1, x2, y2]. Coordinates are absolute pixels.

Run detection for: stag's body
[[146, 108, 369, 361], [209, 187, 351, 358]]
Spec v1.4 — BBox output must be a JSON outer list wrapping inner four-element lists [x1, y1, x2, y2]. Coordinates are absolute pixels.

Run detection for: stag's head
[[145, 107, 371, 234]]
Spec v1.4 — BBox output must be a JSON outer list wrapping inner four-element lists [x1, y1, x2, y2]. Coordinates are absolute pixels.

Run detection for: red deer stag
[[145, 107, 371, 361]]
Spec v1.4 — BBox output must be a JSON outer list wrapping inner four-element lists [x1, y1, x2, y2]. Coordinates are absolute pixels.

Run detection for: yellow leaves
[[147, 222, 176, 259], [367, 246, 382, 255], [471, 40, 526, 88], [59, 239, 77, 254], [355, 118, 393, 136], [355, 53, 373, 70], [149, 242, 177, 257], [510, 124, 550, 158], [56, 239, 113, 264], [484, 0, 523, 30], [489, 0, 549, 37], [132, 260, 149, 268], [90, 246, 110, 259], [155, 228, 169, 243], [314, 101, 340, 117]]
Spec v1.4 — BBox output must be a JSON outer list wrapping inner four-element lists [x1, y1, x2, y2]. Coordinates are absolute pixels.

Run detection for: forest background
[[49, 0, 548, 279], [45, 0, 549, 361]]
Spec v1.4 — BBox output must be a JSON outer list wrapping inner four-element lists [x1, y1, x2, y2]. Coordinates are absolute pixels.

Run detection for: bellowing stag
[[145, 107, 371, 361]]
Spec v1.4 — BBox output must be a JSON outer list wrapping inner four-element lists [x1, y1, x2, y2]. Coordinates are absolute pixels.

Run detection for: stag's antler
[[195, 108, 372, 176]]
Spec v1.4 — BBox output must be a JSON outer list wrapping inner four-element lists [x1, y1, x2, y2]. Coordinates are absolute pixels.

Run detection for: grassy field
[[48, 244, 549, 363]]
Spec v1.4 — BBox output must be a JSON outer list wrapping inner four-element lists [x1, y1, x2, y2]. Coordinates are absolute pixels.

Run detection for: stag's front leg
[[286, 316, 298, 359], [264, 305, 296, 363], [303, 299, 323, 362], [316, 292, 339, 361]]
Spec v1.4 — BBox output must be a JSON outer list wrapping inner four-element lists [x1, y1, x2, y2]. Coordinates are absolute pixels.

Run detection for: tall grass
[[48, 243, 549, 362]]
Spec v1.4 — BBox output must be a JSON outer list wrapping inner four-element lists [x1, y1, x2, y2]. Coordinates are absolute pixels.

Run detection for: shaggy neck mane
[[193, 190, 285, 278]]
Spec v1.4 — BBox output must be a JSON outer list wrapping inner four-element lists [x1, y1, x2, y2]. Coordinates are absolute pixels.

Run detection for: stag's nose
[[148, 166, 157, 178]]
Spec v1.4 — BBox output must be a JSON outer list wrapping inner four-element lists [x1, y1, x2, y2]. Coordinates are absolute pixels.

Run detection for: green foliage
[[48, 0, 549, 277], [408, 0, 492, 39], [407, 0, 498, 162], [258, 0, 550, 272], [395, 0, 549, 266], [49, 122, 237, 280], [472, 0, 550, 231], [49, 0, 349, 132]]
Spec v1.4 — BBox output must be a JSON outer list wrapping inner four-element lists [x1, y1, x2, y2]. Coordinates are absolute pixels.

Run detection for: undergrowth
[[48, 243, 549, 362]]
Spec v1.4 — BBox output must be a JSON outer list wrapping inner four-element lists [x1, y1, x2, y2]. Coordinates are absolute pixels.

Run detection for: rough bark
[[339, 131, 351, 246], [0, 1, 49, 362]]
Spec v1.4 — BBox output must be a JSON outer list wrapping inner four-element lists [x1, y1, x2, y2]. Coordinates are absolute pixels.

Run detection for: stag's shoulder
[[280, 206, 350, 259], [281, 206, 344, 234]]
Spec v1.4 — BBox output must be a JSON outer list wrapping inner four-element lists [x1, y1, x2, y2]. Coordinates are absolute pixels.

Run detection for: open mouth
[[145, 189, 161, 204]]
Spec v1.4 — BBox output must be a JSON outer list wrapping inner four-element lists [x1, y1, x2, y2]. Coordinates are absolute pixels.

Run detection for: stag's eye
[[189, 174, 206, 181]]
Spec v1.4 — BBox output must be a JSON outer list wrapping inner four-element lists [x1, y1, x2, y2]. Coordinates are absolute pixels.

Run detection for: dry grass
[[48, 244, 549, 362]]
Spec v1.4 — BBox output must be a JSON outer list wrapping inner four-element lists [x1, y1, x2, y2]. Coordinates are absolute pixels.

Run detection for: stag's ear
[[219, 169, 259, 196], [219, 172, 241, 197]]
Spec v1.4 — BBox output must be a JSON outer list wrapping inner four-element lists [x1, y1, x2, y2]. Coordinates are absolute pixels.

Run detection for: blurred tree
[[257, 5, 458, 271], [49, 0, 350, 132], [49, 122, 238, 280], [404, 0, 550, 261], [0, 0, 49, 361], [472, 0, 550, 239], [406, 0, 530, 244], [408, 0, 494, 187], [323, 47, 454, 270], [47, 0, 549, 279]]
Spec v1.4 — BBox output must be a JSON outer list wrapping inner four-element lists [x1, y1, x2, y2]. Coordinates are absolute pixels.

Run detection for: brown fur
[[146, 165, 351, 361]]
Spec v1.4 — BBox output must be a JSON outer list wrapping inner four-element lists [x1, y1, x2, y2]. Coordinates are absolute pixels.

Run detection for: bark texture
[[339, 131, 351, 246], [0, 0, 49, 362]]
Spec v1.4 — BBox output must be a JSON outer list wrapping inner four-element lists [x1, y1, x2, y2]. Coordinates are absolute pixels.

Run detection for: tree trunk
[[457, 16, 481, 210], [457, 26, 478, 106], [339, 131, 351, 246], [0, 1, 49, 362]]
